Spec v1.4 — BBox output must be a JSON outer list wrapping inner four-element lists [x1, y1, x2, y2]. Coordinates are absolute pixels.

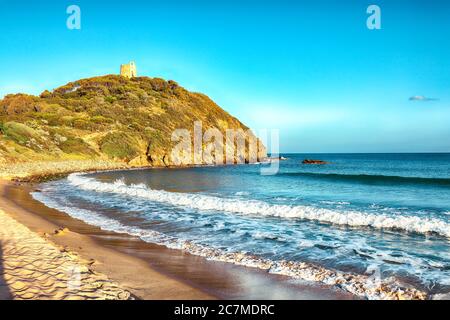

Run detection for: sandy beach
[[0, 208, 131, 300], [0, 160, 357, 300], [0, 161, 134, 299], [0, 161, 216, 300]]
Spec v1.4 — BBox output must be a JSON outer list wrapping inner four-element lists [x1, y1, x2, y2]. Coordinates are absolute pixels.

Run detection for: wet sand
[[0, 179, 356, 300]]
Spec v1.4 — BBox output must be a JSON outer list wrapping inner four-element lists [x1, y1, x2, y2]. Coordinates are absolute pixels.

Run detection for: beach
[[2, 155, 447, 300], [24, 154, 448, 300], [0, 161, 214, 300], [0, 0, 448, 306], [0, 208, 131, 300], [0, 160, 356, 300]]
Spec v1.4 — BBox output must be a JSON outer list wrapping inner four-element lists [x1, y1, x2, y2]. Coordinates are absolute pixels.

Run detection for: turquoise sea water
[[33, 153, 450, 296]]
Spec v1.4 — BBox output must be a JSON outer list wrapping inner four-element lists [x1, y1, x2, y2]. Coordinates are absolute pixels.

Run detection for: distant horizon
[[273, 152, 450, 155]]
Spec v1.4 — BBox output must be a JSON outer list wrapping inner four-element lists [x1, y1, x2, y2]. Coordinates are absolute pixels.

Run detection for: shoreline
[[0, 179, 215, 300], [0, 160, 356, 300], [1, 179, 355, 300], [56, 172, 429, 300], [0, 160, 428, 300], [0, 182, 134, 300], [0, 161, 216, 299]]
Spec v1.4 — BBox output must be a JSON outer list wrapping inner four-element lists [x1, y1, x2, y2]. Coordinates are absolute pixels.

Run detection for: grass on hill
[[0, 75, 266, 167]]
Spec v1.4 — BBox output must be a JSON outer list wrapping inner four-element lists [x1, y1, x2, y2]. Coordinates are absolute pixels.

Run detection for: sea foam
[[31, 190, 427, 300], [66, 173, 450, 239]]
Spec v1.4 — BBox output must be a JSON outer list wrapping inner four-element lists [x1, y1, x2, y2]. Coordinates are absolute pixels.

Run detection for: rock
[[54, 227, 70, 236], [88, 259, 97, 266], [128, 155, 150, 167], [302, 159, 329, 165]]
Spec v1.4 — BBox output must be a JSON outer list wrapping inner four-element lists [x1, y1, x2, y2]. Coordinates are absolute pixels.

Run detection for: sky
[[0, 0, 449, 153]]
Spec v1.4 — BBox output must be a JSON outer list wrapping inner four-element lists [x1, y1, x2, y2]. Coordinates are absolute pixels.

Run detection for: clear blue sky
[[1, 0, 449, 152]]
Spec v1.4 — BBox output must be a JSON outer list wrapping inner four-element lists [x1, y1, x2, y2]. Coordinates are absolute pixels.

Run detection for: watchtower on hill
[[120, 61, 137, 78]]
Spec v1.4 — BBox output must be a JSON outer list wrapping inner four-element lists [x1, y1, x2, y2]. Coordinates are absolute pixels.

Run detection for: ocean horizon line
[[273, 152, 450, 155]]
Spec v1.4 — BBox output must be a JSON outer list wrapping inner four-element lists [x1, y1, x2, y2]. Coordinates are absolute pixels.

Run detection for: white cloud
[[409, 95, 438, 102]]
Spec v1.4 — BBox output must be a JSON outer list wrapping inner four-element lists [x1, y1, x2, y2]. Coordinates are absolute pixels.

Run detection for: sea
[[32, 153, 450, 298]]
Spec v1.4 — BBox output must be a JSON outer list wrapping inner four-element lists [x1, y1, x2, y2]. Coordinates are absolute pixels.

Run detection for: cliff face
[[0, 75, 266, 166]]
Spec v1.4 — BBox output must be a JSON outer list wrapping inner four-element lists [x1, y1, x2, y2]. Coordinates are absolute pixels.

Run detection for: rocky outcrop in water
[[302, 159, 329, 165]]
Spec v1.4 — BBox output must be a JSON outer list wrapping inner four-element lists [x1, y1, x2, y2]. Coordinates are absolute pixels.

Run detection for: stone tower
[[120, 61, 137, 78]]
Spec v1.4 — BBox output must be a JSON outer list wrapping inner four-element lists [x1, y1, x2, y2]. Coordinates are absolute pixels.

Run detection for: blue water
[[33, 154, 450, 295]]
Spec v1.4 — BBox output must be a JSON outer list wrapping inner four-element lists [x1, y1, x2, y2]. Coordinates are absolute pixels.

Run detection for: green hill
[[0, 75, 266, 167]]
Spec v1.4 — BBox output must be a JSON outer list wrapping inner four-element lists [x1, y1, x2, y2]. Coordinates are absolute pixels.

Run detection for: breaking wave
[[66, 173, 450, 238], [30, 190, 427, 300]]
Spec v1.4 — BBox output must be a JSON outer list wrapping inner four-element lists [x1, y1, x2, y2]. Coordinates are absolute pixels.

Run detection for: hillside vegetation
[[0, 75, 266, 167]]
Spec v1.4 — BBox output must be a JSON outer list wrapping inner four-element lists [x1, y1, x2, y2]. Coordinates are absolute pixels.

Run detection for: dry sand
[[0, 209, 130, 300]]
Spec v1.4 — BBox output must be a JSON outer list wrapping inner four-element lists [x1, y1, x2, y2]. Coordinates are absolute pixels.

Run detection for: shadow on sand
[[0, 244, 13, 300]]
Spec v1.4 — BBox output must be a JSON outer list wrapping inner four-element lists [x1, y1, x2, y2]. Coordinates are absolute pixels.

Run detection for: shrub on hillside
[[100, 131, 141, 161]]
